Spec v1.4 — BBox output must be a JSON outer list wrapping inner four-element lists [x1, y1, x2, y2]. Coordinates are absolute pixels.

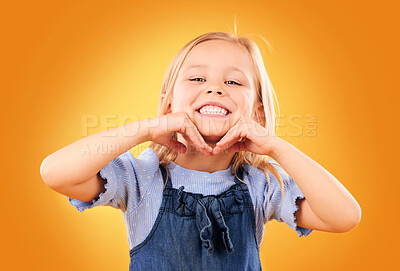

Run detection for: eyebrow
[[183, 64, 246, 75]]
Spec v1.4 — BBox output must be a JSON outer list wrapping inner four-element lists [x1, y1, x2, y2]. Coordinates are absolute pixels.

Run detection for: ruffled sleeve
[[68, 148, 160, 213], [263, 163, 313, 237]]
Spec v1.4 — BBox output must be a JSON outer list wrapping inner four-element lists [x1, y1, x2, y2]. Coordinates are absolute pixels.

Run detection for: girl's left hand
[[212, 116, 277, 156]]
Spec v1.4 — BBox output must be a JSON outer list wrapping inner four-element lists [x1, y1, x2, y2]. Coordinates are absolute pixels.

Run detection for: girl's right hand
[[147, 112, 213, 155]]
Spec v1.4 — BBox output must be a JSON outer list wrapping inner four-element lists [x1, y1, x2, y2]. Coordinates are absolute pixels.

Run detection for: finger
[[187, 121, 213, 152], [213, 134, 241, 155], [180, 125, 203, 150], [212, 127, 239, 155], [226, 140, 247, 153], [180, 132, 209, 155], [183, 120, 212, 153], [217, 126, 246, 151], [215, 126, 236, 146], [215, 119, 244, 148], [213, 130, 235, 154], [165, 138, 187, 154], [178, 124, 211, 155], [213, 135, 241, 155]]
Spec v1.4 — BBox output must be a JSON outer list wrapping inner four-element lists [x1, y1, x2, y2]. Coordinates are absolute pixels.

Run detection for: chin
[[195, 117, 231, 134], [198, 128, 229, 145], [201, 135, 223, 145]]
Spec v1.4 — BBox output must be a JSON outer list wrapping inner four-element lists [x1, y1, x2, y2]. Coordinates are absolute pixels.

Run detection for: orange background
[[1, 0, 398, 270]]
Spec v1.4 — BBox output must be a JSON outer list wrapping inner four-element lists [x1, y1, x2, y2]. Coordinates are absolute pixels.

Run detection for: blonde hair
[[149, 30, 287, 223]]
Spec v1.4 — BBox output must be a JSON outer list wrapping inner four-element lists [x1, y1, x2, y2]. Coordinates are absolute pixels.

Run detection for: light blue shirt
[[68, 148, 313, 249]]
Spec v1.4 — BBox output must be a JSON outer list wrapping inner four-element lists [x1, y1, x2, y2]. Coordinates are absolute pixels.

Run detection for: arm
[[40, 119, 152, 202], [269, 137, 362, 233]]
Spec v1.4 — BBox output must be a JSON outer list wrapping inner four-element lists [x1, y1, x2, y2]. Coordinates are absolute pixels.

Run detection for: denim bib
[[129, 164, 262, 270]]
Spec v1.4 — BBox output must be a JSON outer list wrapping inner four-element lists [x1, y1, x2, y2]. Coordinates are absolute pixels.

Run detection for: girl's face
[[171, 39, 257, 143]]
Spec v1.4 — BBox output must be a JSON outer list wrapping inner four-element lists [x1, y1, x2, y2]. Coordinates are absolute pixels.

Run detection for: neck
[[173, 136, 235, 173]]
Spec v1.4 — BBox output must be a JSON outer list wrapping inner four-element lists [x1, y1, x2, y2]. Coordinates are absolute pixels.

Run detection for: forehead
[[181, 40, 255, 74]]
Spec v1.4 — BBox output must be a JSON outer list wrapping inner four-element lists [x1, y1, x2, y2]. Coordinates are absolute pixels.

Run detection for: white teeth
[[199, 105, 228, 116]]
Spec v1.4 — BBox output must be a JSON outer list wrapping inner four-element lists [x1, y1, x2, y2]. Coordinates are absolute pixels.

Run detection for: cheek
[[237, 92, 254, 114], [171, 87, 195, 112]]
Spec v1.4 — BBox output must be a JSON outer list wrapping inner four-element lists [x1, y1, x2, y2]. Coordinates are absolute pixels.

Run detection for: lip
[[195, 101, 231, 113]]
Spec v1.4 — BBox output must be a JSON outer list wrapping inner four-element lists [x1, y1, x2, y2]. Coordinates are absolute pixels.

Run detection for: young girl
[[41, 31, 361, 270]]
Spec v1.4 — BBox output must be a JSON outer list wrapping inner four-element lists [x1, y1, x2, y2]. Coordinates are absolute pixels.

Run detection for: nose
[[205, 88, 225, 96]]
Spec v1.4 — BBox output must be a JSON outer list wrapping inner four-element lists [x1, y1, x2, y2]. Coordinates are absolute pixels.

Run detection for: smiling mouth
[[196, 110, 231, 119], [195, 111, 231, 119], [196, 105, 231, 117]]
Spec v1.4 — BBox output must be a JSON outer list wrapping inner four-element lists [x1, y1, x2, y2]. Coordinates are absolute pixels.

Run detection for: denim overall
[[129, 164, 262, 271]]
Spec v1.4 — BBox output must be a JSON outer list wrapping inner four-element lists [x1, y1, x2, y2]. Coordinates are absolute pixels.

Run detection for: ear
[[252, 102, 266, 127], [160, 93, 172, 114]]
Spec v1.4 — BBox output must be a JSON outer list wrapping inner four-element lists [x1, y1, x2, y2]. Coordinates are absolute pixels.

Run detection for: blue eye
[[189, 78, 205, 82], [226, 80, 241, 86]]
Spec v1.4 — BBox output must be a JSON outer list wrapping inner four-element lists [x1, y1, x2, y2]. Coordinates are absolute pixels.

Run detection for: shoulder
[[243, 160, 292, 192], [243, 160, 280, 184], [105, 147, 161, 179], [135, 147, 161, 173]]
